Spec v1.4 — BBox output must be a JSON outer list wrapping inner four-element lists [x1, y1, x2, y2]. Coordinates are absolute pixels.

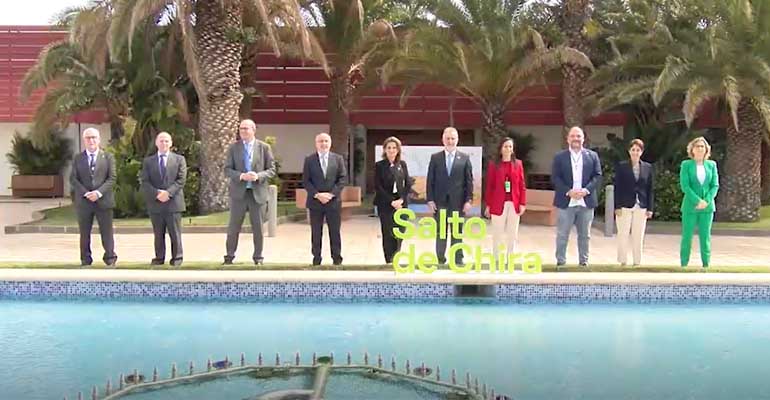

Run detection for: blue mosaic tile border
[[495, 284, 770, 301], [0, 281, 455, 299], [2, 281, 770, 301]]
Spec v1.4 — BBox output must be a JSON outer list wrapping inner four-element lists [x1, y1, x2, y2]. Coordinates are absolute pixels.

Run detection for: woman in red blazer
[[484, 137, 527, 257]]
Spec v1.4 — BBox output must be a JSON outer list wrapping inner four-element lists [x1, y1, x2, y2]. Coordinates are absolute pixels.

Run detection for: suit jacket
[[550, 148, 603, 209], [140, 152, 187, 214], [679, 159, 719, 214], [70, 150, 116, 210], [485, 159, 527, 215], [613, 160, 654, 212], [374, 159, 412, 209], [224, 140, 276, 205], [426, 150, 473, 210], [302, 152, 347, 210]]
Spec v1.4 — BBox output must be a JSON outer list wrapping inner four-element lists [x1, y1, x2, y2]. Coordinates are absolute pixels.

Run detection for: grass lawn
[[0, 262, 768, 272], [646, 205, 770, 230], [31, 203, 301, 227]]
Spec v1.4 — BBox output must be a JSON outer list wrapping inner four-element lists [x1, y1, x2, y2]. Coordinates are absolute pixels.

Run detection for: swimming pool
[[2, 298, 770, 400]]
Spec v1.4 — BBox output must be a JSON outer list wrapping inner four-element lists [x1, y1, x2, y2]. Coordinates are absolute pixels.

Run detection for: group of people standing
[[70, 121, 718, 268], [373, 126, 718, 268]]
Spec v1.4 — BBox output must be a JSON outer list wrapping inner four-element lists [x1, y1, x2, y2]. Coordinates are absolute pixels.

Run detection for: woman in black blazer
[[374, 136, 412, 263], [613, 139, 654, 266]]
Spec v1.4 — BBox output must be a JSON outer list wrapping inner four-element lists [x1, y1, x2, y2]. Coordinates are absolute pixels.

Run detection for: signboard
[[374, 145, 483, 215]]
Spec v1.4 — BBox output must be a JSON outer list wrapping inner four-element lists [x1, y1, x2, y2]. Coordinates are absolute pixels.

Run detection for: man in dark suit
[[302, 132, 347, 266], [426, 127, 474, 265], [69, 127, 117, 266], [223, 119, 276, 265], [140, 132, 187, 267], [550, 126, 603, 266]]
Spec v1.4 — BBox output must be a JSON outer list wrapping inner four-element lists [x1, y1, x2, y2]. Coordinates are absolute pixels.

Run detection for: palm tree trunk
[[195, 0, 244, 213], [239, 44, 259, 121], [717, 99, 763, 222], [481, 102, 507, 207], [560, 0, 591, 130], [328, 71, 351, 176], [762, 139, 770, 205]]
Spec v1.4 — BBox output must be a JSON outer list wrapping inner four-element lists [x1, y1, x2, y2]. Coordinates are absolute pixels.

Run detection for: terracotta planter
[[11, 175, 64, 198]]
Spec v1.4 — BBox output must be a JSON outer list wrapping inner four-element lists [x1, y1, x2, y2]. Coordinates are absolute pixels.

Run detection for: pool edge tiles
[[0, 281, 456, 299], [2, 280, 770, 301]]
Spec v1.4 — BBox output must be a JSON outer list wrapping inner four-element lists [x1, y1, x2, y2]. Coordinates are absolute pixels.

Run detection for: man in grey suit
[[223, 119, 276, 265], [69, 127, 117, 266], [141, 132, 187, 267], [426, 127, 474, 265]]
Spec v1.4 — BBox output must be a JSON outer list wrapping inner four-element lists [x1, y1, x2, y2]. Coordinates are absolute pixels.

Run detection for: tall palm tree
[[558, 0, 592, 130], [592, 0, 770, 222], [381, 0, 592, 163], [301, 0, 411, 164], [110, 0, 318, 213]]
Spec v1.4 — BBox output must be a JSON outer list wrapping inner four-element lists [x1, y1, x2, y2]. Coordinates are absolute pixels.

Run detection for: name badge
[[504, 180, 511, 193]]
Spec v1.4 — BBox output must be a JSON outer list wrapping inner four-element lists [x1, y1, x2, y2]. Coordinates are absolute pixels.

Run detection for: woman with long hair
[[484, 137, 527, 258]]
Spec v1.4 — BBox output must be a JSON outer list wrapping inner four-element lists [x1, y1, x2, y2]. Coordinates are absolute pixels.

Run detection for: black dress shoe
[[150, 259, 165, 266], [170, 259, 183, 267], [104, 257, 117, 267], [579, 262, 589, 268], [312, 258, 322, 266], [332, 258, 343, 266], [254, 258, 264, 266], [222, 259, 234, 266]]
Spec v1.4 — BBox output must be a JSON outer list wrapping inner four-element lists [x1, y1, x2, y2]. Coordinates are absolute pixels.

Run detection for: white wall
[[510, 125, 621, 174], [254, 124, 329, 173], [0, 122, 111, 196]]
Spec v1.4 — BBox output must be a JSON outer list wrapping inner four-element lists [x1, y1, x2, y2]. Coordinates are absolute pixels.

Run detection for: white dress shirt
[[696, 164, 706, 184], [569, 149, 587, 207]]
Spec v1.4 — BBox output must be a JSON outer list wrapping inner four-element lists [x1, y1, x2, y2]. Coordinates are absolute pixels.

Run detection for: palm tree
[[381, 0, 592, 163], [592, 0, 770, 222], [20, 1, 130, 147], [557, 0, 592, 130], [301, 0, 412, 164], [110, 0, 319, 213]]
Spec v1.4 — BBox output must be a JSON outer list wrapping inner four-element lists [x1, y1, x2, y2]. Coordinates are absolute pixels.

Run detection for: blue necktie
[[244, 143, 253, 189], [159, 154, 167, 182], [446, 153, 454, 176]]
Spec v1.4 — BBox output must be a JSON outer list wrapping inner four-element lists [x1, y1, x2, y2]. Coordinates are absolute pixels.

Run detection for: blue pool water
[[2, 298, 770, 400]]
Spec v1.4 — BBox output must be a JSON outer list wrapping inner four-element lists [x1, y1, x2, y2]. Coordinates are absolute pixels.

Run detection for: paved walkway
[[0, 199, 768, 266]]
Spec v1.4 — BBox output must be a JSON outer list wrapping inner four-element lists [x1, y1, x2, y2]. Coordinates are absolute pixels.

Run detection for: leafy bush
[[6, 131, 72, 175], [653, 169, 682, 221], [263, 135, 282, 189]]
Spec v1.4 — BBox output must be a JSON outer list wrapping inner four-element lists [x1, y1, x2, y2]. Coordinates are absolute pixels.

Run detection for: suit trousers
[[226, 190, 265, 261], [310, 206, 342, 264], [77, 206, 116, 264], [435, 207, 465, 264], [490, 201, 521, 256], [680, 212, 713, 267], [616, 205, 648, 265], [555, 206, 594, 265], [378, 203, 405, 263], [150, 212, 183, 263]]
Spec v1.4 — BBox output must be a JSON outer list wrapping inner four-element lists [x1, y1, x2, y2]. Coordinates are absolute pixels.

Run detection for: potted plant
[[5, 131, 72, 197]]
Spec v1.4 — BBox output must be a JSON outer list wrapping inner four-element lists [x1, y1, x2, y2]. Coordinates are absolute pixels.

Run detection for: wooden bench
[[295, 186, 363, 222], [520, 189, 558, 226]]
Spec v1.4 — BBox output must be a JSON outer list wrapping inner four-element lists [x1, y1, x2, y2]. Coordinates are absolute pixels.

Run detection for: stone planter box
[[11, 175, 64, 197]]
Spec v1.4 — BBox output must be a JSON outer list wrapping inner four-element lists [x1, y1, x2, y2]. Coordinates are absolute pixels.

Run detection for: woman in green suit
[[679, 136, 719, 267]]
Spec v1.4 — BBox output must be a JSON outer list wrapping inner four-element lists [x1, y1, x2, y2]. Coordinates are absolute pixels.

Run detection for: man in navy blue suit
[[550, 127, 603, 266]]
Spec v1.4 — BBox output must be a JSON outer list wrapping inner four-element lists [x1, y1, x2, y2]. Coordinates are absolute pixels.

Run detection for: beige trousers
[[616, 205, 648, 265], [491, 201, 521, 256]]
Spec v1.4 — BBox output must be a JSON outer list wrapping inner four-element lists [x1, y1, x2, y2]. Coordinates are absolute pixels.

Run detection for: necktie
[[88, 153, 96, 177], [159, 154, 167, 181], [321, 154, 328, 176], [244, 143, 253, 189], [446, 153, 453, 176]]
